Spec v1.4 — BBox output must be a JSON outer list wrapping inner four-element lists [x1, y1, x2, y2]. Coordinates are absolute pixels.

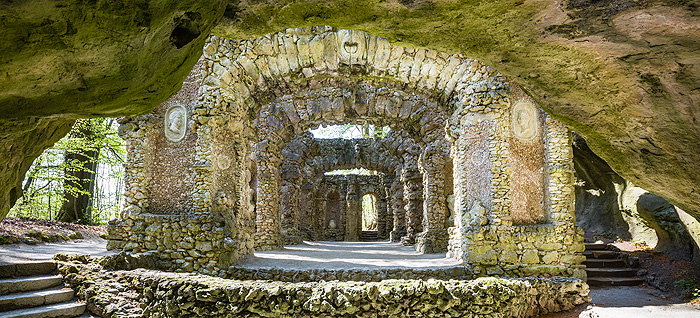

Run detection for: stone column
[[376, 197, 388, 239], [389, 177, 406, 242], [416, 140, 450, 253], [401, 167, 423, 246], [345, 176, 361, 241], [280, 180, 302, 245], [253, 140, 283, 251]]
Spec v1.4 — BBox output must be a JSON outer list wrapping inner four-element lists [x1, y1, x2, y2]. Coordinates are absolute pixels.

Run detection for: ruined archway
[[110, 26, 583, 279]]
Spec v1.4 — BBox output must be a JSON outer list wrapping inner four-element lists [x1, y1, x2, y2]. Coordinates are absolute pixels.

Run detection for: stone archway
[[110, 26, 585, 279], [278, 130, 420, 244]]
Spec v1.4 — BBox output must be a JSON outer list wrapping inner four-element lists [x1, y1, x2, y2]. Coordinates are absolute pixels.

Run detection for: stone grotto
[[107, 27, 585, 282], [4, 1, 700, 316]]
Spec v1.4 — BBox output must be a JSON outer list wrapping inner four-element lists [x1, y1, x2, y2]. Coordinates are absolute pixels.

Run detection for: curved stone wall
[[109, 27, 583, 278]]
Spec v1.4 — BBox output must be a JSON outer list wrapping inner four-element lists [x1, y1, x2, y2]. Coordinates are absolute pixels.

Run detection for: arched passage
[[111, 26, 583, 279]]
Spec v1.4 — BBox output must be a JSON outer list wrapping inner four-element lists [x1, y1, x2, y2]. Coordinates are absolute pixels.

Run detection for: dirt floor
[[0, 217, 107, 244]]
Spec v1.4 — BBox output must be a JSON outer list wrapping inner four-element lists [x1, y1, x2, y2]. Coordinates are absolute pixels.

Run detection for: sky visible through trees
[[9, 119, 125, 224]]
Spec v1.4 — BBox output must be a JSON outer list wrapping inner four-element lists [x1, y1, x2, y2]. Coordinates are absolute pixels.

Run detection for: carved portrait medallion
[[511, 101, 538, 141], [164, 105, 187, 142]]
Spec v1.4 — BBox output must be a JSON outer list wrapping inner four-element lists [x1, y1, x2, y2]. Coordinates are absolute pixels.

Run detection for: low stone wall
[[226, 266, 473, 282], [57, 255, 590, 318], [106, 213, 240, 276]]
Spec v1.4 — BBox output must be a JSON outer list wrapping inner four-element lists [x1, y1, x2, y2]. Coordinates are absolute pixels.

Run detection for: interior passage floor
[[234, 240, 465, 270]]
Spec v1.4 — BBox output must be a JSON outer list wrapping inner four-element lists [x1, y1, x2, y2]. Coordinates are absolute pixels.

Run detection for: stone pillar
[[280, 180, 302, 245], [401, 167, 423, 246], [389, 177, 406, 242], [377, 197, 388, 239], [253, 140, 283, 251], [416, 140, 450, 253], [345, 176, 361, 241], [446, 116, 496, 264]]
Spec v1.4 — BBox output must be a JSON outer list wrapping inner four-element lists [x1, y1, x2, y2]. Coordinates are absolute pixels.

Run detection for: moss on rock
[[0, 0, 227, 220], [211, 0, 700, 223]]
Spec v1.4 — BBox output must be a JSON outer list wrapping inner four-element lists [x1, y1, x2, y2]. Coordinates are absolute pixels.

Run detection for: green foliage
[[9, 118, 125, 224], [673, 278, 700, 300]]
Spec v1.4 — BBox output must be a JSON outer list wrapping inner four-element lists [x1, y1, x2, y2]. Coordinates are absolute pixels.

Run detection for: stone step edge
[[0, 301, 85, 318], [0, 263, 56, 279], [587, 277, 644, 286], [583, 243, 609, 251], [0, 276, 63, 296], [0, 288, 74, 312]]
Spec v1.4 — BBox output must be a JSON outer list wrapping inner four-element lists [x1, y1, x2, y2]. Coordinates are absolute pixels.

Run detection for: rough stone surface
[[0, 0, 227, 221], [210, 0, 700, 232], [279, 132, 420, 243], [109, 27, 583, 278], [574, 134, 699, 262], [56, 256, 591, 318]]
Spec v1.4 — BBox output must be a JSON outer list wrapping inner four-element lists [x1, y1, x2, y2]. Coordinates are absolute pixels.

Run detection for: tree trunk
[[57, 120, 99, 224]]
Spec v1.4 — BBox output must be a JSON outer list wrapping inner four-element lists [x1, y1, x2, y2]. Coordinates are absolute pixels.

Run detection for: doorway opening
[[362, 193, 378, 231]]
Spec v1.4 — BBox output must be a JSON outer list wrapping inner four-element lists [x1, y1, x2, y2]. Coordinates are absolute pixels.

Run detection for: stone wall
[[57, 257, 590, 318], [226, 265, 472, 282], [106, 214, 234, 276], [446, 84, 585, 279], [109, 60, 255, 273], [110, 27, 584, 278]]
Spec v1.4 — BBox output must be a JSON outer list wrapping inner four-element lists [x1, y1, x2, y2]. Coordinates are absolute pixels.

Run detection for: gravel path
[[235, 240, 464, 270], [0, 237, 112, 264]]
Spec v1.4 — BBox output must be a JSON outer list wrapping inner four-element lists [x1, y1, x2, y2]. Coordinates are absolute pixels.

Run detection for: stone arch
[[278, 130, 420, 243], [111, 26, 583, 278]]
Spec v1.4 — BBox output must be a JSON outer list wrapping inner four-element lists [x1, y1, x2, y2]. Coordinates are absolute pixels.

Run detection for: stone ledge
[[226, 266, 473, 282], [57, 257, 591, 318]]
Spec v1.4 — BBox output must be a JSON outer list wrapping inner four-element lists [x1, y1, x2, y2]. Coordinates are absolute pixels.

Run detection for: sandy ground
[[235, 240, 465, 270], [540, 285, 699, 318], [0, 237, 112, 264], [581, 286, 699, 318]]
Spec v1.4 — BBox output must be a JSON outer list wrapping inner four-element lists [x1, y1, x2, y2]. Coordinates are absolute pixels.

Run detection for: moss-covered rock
[[0, 0, 227, 220], [55, 255, 591, 317]]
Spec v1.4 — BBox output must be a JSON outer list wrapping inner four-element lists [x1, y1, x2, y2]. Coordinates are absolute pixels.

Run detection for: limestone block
[[521, 249, 540, 264]]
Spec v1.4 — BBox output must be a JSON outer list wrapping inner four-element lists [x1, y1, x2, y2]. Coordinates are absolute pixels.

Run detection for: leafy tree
[[10, 118, 125, 224]]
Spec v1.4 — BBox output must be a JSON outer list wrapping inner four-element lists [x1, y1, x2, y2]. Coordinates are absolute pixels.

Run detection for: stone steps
[[585, 268, 637, 278], [0, 288, 74, 311], [582, 250, 619, 259], [0, 301, 85, 318], [582, 258, 626, 268], [0, 262, 84, 318], [583, 243, 609, 251], [584, 242, 643, 287], [586, 277, 646, 286], [359, 231, 378, 241], [0, 276, 63, 296]]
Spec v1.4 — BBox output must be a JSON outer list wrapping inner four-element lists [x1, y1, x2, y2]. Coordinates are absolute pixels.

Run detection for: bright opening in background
[[324, 169, 379, 176], [362, 193, 378, 231], [310, 124, 390, 139]]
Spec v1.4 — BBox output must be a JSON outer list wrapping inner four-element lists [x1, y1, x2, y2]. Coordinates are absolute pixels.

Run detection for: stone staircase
[[360, 231, 379, 241], [0, 261, 85, 318], [584, 242, 644, 287]]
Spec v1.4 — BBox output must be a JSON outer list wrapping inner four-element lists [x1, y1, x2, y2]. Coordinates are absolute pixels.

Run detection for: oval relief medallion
[[164, 105, 187, 142], [511, 101, 538, 141]]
